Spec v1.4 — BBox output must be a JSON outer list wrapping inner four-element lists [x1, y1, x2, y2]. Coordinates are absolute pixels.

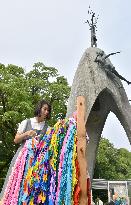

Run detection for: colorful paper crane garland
[[2, 117, 80, 205]]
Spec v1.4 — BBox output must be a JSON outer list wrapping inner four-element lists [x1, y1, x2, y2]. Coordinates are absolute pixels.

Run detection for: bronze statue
[[85, 8, 98, 47], [95, 51, 131, 85]]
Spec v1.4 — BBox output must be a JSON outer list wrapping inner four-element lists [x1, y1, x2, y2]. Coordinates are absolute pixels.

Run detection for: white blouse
[[17, 117, 45, 134]]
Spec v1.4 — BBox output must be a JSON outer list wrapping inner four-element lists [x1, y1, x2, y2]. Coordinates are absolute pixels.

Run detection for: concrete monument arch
[[66, 47, 131, 179]]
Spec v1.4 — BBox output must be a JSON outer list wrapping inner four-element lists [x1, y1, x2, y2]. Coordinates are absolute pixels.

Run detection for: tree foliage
[[0, 62, 70, 190], [93, 138, 131, 203], [94, 137, 131, 180]]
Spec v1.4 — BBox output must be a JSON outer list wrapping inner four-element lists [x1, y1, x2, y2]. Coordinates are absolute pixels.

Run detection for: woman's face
[[40, 104, 49, 119]]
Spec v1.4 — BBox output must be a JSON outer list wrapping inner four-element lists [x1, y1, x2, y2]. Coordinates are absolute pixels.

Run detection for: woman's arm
[[14, 130, 36, 144]]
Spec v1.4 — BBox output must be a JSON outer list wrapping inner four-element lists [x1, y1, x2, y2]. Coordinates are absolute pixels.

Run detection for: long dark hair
[[34, 100, 51, 120]]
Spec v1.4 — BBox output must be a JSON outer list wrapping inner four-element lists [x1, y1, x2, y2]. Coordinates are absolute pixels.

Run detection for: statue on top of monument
[[85, 6, 99, 47], [94, 50, 131, 85]]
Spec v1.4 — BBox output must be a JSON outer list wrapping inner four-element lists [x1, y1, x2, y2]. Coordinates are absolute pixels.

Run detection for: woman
[[0, 99, 51, 204], [14, 99, 51, 144]]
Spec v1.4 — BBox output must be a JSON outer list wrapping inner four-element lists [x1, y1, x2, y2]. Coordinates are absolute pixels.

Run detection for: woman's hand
[[26, 130, 37, 138], [14, 130, 37, 144]]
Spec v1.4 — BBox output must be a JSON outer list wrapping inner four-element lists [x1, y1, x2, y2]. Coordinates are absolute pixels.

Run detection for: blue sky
[[0, 0, 131, 151]]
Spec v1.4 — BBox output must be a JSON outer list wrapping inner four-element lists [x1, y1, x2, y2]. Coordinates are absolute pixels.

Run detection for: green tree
[[94, 137, 131, 180], [116, 148, 131, 179], [0, 62, 70, 190], [93, 138, 131, 203]]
